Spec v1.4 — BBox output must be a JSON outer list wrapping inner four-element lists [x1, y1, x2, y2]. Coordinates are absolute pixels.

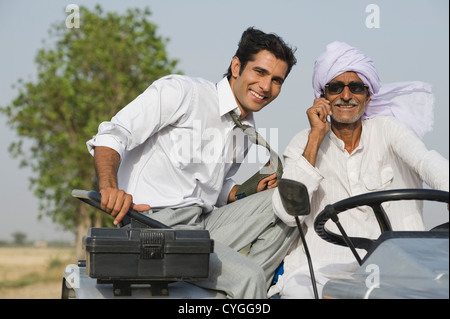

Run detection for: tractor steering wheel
[[314, 189, 449, 252]]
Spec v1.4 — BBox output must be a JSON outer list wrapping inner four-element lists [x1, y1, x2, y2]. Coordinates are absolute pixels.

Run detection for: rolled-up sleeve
[[86, 75, 192, 158], [86, 122, 130, 157]]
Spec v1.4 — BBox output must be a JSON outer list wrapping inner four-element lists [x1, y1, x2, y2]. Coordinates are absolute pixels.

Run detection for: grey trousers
[[141, 189, 298, 299]]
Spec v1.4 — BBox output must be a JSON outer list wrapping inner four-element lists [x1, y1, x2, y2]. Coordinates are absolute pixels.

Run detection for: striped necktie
[[229, 111, 283, 198]]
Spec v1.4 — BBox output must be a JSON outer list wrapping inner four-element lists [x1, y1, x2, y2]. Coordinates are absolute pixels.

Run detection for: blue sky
[[0, 0, 448, 241]]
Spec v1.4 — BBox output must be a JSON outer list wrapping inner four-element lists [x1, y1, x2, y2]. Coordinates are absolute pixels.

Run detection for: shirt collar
[[216, 77, 255, 127], [329, 124, 365, 153], [329, 131, 345, 151]]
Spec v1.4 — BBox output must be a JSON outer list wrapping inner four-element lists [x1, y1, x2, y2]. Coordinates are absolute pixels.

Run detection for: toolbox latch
[[140, 231, 165, 259]]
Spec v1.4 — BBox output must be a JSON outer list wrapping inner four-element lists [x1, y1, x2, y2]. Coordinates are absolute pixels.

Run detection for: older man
[[268, 42, 449, 298]]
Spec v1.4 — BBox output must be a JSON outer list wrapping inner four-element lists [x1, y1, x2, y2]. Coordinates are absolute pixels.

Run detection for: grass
[[0, 246, 76, 298]]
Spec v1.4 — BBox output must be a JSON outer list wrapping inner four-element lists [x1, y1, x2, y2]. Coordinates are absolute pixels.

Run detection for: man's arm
[[227, 185, 240, 203], [94, 146, 120, 190], [94, 146, 150, 225], [227, 173, 277, 203], [302, 131, 327, 167]]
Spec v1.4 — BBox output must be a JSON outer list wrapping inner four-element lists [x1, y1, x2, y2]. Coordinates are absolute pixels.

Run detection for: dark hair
[[224, 27, 297, 79]]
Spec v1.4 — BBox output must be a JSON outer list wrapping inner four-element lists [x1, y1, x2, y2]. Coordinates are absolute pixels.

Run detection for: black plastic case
[[83, 227, 214, 281]]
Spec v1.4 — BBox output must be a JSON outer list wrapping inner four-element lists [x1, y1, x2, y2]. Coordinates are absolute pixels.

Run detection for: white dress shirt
[[269, 116, 449, 298], [86, 75, 254, 212]]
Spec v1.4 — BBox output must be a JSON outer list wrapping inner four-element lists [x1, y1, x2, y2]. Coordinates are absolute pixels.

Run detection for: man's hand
[[303, 98, 332, 166], [93, 146, 151, 225], [257, 173, 278, 192], [306, 97, 332, 137], [227, 173, 278, 203], [100, 187, 151, 225]]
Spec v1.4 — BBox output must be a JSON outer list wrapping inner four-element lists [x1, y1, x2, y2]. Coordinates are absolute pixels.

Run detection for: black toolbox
[[83, 227, 213, 281], [73, 189, 214, 296]]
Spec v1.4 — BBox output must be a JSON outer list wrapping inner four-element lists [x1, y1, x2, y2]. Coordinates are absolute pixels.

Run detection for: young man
[[87, 27, 297, 298], [268, 41, 449, 298]]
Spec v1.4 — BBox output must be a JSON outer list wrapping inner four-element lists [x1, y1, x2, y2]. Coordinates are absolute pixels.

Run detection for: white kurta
[[269, 116, 449, 298]]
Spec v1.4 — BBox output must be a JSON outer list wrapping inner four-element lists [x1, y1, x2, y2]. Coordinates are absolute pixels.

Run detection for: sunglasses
[[324, 81, 368, 95]]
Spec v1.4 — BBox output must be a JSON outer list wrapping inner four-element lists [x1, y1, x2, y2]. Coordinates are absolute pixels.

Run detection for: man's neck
[[238, 106, 250, 120], [331, 120, 363, 154]]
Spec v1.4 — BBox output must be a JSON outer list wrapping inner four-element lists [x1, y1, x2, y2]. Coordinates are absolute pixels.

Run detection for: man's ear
[[231, 56, 241, 78]]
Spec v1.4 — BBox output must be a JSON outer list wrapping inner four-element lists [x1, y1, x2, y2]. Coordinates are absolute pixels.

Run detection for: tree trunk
[[75, 205, 91, 261]]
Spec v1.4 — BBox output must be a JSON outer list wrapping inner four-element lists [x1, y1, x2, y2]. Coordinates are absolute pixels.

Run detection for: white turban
[[312, 41, 434, 138]]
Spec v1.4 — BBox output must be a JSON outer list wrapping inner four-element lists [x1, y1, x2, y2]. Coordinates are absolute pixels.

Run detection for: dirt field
[[0, 246, 76, 299]]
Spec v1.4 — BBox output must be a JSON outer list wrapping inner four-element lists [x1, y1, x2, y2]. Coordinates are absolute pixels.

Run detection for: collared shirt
[[86, 75, 254, 212], [269, 116, 449, 298]]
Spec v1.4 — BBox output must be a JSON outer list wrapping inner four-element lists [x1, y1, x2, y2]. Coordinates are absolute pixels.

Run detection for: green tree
[[1, 5, 180, 258], [12, 231, 27, 246]]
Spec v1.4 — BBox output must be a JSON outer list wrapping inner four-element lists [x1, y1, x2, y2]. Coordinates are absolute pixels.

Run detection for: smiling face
[[325, 72, 371, 125], [228, 50, 288, 118]]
